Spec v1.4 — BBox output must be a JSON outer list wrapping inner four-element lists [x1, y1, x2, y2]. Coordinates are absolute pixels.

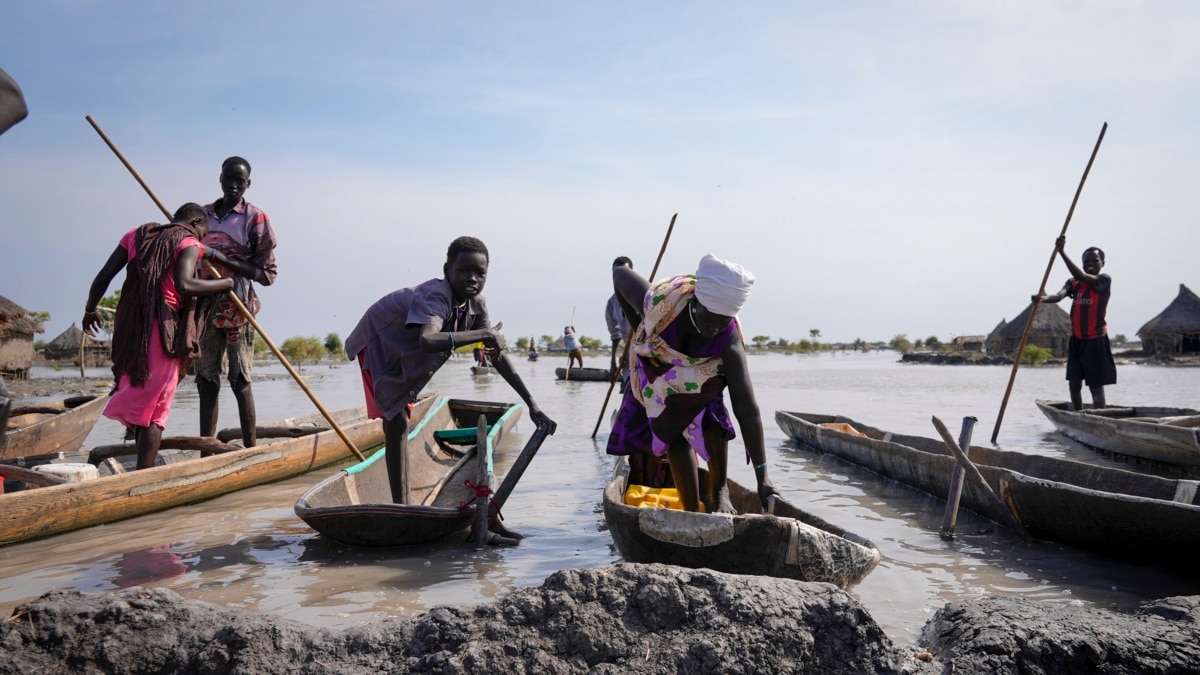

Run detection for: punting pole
[[939, 416, 977, 540], [85, 115, 365, 461], [589, 212, 677, 439], [991, 123, 1107, 444]]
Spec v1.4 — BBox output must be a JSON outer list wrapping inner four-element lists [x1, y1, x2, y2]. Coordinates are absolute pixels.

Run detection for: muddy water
[[2, 351, 1198, 644]]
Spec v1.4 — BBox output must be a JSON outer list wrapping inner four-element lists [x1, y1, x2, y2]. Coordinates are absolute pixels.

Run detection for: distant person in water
[[527, 338, 539, 361], [1033, 235, 1116, 411], [197, 156, 278, 448], [345, 236, 556, 503], [606, 254, 778, 514], [83, 204, 235, 469], [606, 256, 635, 391], [563, 325, 583, 369]]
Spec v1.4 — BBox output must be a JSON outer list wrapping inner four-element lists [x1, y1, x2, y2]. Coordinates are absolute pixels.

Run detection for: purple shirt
[[202, 199, 277, 323], [345, 278, 488, 420]]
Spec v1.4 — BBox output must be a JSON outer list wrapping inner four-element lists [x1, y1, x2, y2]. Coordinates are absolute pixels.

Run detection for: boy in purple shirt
[[346, 236, 556, 503], [196, 156, 278, 448]]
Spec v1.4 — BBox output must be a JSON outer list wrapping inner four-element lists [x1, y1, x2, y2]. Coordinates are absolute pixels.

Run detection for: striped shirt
[[1064, 275, 1111, 339]]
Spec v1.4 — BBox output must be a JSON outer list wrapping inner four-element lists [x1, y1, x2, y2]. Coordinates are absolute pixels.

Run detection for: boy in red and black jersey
[[1034, 235, 1116, 411]]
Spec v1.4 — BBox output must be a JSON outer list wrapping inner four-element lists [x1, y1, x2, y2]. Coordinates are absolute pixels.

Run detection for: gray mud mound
[[0, 563, 929, 674]]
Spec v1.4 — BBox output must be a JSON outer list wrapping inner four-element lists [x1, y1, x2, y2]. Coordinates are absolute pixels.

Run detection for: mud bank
[[3, 563, 1198, 674]]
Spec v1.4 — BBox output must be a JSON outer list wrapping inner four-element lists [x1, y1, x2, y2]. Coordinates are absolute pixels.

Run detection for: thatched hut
[[990, 302, 1072, 358], [0, 294, 44, 379], [984, 319, 1007, 355], [42, 323, 112, 366], [950, 335, 986, 353], [1137, 283, 1200, 356]]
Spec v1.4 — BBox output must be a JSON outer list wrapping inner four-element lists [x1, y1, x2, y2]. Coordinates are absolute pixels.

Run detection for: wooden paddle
[[589, 213, 677, 439], [991, 123, 1107, 444], [933, 415, 1030, 540], [85, 115, 365, 461]]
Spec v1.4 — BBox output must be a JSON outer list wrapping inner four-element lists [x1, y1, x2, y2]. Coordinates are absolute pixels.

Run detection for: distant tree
[[809, 329, 820, 345], [773, 338, 790, 348], [253, 334, 268, 357], [541, 334, 554, 349], [28, 310, 50, 325], [890, 333, 913, 354], [752, 335, 770, 350], [1023, 344, 1053, 365], [515, 336, 529, 351], [324, 332, 343, 357], [579, 336, 603, 350], [926, 335, 941, 351], [1113, 334, 1128, 345], [34, 339, 46, 352], [852, 338, 864, 351], [798, 339, 813, 352], [282, 336, 325, 364], [914, 338, 925, 350]]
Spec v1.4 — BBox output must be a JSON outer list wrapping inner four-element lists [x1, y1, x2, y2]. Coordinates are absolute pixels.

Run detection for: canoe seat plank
[[434, 426, 493, 444]]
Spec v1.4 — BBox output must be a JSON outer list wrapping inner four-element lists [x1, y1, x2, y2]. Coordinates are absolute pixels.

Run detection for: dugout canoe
[[1036, 400, 1200, 471], [601, 455, 881, 588], [294, 397, 525, 547], [0, 405, 387, 546], [1, 394, 108, 461], [471, 365, 496, 376], [554, 367, 611, 382], [775, 410, 1200, 573]]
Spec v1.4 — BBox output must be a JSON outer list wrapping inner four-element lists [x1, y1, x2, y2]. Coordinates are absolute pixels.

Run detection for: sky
[[2, 1, 1198, 349]]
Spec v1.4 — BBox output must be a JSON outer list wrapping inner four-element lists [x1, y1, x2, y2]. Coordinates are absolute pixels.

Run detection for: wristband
[[754, 462, 767, 471], [449, 332, 455, 350]]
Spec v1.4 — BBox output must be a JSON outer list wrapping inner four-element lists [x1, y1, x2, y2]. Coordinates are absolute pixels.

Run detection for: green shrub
[[1022, 344, 1053, 365]]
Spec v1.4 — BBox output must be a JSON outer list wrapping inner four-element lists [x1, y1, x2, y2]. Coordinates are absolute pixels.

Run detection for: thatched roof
[[46, 323, 84, 351], [994, 302, 1072, 339], [1138, 284, 1200, 336], [0, 294, 29, 323], [985, 319, 1007, 342]]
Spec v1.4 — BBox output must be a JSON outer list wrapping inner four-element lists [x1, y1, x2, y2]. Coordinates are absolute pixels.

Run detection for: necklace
[[687, 299, 700, 332]]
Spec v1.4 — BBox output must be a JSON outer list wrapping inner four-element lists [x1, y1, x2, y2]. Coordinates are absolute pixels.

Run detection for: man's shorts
[[196, 323, 255, 384], [1066, 335, 1117, 387]]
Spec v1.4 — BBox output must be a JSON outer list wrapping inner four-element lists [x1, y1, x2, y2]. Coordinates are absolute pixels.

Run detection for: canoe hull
[[775, 410, 1200, 573], [1, 394, 108, 461], [1036, 400, 1200, 470], [602, 456, 880, 588], [554, 367, 610, 382], [0, 405, 383, 546], [295, 397, 522, 547]]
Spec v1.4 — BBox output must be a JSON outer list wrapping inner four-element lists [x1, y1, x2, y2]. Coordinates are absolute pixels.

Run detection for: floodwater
[[2, 351, 1198, 645]]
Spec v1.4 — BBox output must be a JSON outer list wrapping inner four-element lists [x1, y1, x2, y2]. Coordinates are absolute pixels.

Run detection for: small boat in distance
[[554, 367, 611, 382], [1036, 400, 1200, 472], [295, 397, 524, 547], [1, 394, 108, 461], [601, 455, 880, 588], [775, 410, 1200, 576]]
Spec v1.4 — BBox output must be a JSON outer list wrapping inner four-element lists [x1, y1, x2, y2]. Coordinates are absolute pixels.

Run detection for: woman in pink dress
[[83, 203, 235, 469]]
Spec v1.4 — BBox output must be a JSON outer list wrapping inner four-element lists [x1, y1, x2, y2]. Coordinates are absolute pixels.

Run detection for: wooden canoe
[[1, 394, 108, 461], [0, 405, 384, 546], [294, 397, 523, 547], [470, 365, 496, 376], [554, 367, 611, 382], [601, 455, 881, 588], [1036, 400, 1200, 471], [775, 410, 1200, 574]]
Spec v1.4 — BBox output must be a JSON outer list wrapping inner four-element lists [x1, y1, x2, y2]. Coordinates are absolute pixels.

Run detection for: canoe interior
[[601, 456, 879, 587], [0, 394, 108, 461], [1036, 400, 1200, 472]]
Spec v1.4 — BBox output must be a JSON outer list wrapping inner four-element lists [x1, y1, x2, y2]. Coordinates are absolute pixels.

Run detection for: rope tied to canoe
[[459, 479, 501, 519]]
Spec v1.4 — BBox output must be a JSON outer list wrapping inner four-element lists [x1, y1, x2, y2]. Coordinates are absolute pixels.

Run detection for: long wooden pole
[[85, 115, 365, 461], [990, 123, 1107, 444], [933, 416, 1030, 540], [589, 212, 677, 439]]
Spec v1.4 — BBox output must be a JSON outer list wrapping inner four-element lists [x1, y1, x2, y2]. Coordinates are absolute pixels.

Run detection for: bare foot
[[709, 485, 736, 514]]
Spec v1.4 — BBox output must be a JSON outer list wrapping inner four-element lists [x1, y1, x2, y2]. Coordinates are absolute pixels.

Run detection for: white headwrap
[[694, 253, 755, 317]]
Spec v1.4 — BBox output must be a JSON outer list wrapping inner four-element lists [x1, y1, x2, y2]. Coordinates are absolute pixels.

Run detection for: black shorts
[[1066, 336, 1117, 387]]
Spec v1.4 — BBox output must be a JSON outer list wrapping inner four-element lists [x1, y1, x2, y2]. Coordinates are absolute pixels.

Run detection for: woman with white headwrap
[[605, 254, 778, 513]]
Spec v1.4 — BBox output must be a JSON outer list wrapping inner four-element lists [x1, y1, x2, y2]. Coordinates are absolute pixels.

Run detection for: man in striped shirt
[[1034, 235, 1116, 411]]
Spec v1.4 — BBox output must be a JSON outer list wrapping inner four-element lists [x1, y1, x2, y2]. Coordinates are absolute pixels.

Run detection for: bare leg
[[703, 429, 735, 514], [1089, 385, 1106, 409], [231, 375, 256, 447], [383, 413, 410, 503], [197, 376, 221, 436], [666, 441, 700, 512], [135, 424, 163, 470], [1068, 379, 1084, 411]]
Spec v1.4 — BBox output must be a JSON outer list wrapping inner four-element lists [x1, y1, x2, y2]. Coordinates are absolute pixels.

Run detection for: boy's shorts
[[196, 323, 255, 384], [1066, 335, 1117, 387]]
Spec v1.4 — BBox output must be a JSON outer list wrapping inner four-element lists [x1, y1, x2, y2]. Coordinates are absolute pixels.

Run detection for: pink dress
[[102, 228, 201, 430]]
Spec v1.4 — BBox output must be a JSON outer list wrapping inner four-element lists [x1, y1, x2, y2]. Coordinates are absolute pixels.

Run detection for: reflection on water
[[2, 351, 1198, 644]]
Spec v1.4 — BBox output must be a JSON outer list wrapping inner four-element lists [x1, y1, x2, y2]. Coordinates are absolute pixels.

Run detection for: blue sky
[[3, 1, 1198, 348]]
